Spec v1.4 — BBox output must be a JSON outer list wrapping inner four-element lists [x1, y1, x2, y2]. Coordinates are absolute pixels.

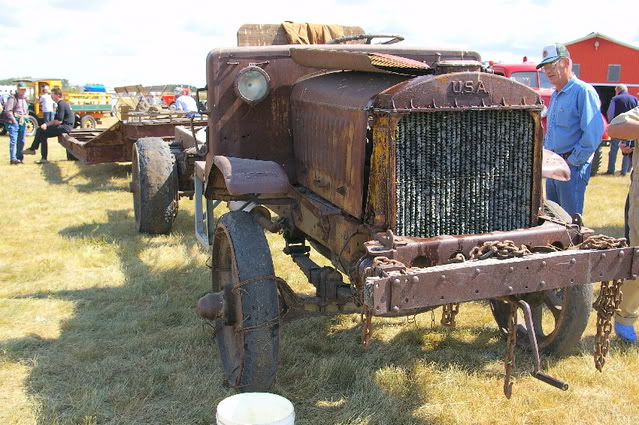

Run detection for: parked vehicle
[[489, 59, 553, 107], [62, 23, 634, 397], [173, 27, 638, 397], [161, 94, 177, 110]]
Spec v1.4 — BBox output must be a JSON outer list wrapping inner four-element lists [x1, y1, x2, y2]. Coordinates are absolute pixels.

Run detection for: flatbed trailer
[[58, 113, 206, 164], [58, 111, 208, 234]]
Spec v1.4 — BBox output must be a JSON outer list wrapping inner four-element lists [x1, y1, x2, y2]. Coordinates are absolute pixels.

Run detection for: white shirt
[[175, 95, 198, 114], [40, 94, 54, 113]]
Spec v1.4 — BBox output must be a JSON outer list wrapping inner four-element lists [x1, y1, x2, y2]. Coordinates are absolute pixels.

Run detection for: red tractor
[[161, 94, 177, 110]]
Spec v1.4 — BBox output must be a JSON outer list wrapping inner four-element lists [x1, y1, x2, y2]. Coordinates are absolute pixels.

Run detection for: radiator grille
[[395, 110, 534, 238]]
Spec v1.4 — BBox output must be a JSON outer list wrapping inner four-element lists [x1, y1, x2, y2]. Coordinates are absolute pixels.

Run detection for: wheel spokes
[[543, 291, 563, 322]]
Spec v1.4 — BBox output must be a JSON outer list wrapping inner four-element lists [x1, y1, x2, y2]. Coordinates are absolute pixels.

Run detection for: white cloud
[[0, 0, 636, 87]]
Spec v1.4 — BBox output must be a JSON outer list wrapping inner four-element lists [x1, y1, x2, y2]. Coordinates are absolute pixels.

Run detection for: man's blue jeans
[[546, 161, 592, 217], [608, 139, 620, 174], [43, 111, 54, 122], [7, 122, 26, 161], [608, 139, 632, 174]]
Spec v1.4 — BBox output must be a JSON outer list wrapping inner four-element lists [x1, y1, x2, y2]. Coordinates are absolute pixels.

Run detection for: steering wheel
[[327, 34, 405, 45]]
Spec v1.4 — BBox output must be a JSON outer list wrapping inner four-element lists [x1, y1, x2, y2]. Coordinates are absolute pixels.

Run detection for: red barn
[[565, 32, 639, 112]]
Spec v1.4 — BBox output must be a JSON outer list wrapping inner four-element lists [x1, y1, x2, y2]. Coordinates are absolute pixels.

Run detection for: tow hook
[[502, 297, 569, 398]]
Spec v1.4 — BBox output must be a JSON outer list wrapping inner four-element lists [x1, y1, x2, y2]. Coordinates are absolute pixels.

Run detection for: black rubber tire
[[25, 115, 39, 137], [131, 137, 178, 234], [490, 283, 592, 356], [66, 149, 79, 161], [80, 115, 97, 129], [590, 146, 602, 177], [212, 211, 280, 392]]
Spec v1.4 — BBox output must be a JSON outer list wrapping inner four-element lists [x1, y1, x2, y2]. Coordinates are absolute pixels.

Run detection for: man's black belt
[[558, 151, 572, 160]]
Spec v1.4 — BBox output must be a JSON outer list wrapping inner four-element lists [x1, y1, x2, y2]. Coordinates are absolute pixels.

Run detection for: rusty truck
[[126, 24, 635, 397]]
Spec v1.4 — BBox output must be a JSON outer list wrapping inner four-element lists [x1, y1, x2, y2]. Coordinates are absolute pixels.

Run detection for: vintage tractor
[[180, 34, 635, 397]]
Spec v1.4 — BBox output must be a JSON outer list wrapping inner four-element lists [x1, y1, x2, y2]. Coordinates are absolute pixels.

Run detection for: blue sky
[[1, 0, 637, 88]]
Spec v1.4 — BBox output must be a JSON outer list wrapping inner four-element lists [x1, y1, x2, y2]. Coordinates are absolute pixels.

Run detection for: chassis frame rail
[[364, 247, 638, 315]]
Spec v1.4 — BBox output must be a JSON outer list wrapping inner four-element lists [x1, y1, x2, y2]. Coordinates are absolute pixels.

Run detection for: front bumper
[[364, 246, 638, 315]]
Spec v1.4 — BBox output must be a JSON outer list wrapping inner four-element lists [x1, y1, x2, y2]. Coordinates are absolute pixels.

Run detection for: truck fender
[[209, 155, 290, 196], [542, 149, 570, 181]]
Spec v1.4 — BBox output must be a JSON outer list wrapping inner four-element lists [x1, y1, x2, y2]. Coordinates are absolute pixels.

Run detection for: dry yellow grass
[[0, 130, 637, 425]]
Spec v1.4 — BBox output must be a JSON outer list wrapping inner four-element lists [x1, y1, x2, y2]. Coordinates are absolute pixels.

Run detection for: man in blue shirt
[[538, 43, 604, 217]]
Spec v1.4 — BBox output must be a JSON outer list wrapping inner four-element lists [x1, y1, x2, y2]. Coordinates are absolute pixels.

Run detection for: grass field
[[0, 125, 637, 425]]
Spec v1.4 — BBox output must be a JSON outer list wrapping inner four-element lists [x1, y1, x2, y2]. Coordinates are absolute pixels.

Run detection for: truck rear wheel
[[131, 137, 178, 234], [489, 283, 592, 356], [590, 146, 602, 177], [80, 115, 97, 129], [211, 211, 280, 392]]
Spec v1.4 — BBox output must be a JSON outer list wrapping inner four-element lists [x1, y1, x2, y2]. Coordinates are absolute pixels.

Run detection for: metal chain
[[469, 240, 531, 260], [578, 234, 627, 250], [504, 303, 518, 399], [440, 303, 460, 327], [577, 235, 626, 371], [592, 279, 624, 371], [438, 241, 529, 326]]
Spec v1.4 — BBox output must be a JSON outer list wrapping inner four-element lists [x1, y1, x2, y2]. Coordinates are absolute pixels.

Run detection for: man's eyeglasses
[[541, 60, 563, 73]]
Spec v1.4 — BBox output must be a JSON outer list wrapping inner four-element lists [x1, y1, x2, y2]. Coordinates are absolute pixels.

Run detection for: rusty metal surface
[[365, 247, 639, 315], [365, 72, 544, 233], [212, 156, 290, 196], [290, 49, 430, 75], [204, 45, 481, 198], [174, 125, 206, 151], [291, 72, 408, 218], [364, 221, 583, 268], [542, 149, 571, 181], [375, 71, 543, 111], [270, 186, 372, 273], [57, 119, 206, 164]]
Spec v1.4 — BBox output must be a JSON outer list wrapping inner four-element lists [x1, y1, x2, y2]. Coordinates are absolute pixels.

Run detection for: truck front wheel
[[211, 211, 280, 392], [489, 283, 592, 356]]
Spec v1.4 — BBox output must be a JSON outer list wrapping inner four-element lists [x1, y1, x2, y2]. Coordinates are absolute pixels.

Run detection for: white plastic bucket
[[216, 392, 295, 425]]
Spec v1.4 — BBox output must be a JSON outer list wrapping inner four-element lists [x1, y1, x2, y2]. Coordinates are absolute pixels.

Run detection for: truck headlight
[[234, 66, 270, 104]]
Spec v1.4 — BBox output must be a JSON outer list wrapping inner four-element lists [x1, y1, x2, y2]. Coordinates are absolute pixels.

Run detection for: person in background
[[0, 82, 29, 165], [23, 87, 74, 164], [538, 43, 604, 217], [605, 84, 638, 176], [39, 86, 55, 123], [607, 105, 639, 342], [175, 88, 199, 117]]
